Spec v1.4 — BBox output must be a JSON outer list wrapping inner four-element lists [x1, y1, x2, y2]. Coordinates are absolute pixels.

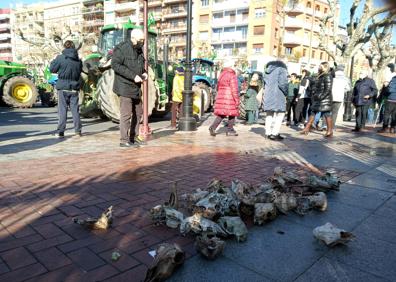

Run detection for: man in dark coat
[[111, 28, 148, 147], [378, 63, 396, 134], [50, 40, 83, 138], [352, 71, 378, 132]]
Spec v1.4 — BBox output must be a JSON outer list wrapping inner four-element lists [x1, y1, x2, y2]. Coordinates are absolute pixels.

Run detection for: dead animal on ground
[[73, 206, 113, 230], [180, 213, 228, 237], [295, 192, 328, 216], [164, 207, 184, 229], [274, 193, 297, 214], [207, 178, 226, 192], [232, 179, 262, 206], [195, 233, 225, 260], [144, 243, 185, 282], [150, 205, 166, 225], [254, 203, 277, 225], [165, 181, 179, 209], [308, 173, 340, 192], [180, 189, 209, 204], [218, 216, 248, 242], [313, 222, 355, 247], [273, 167, 303, 184]]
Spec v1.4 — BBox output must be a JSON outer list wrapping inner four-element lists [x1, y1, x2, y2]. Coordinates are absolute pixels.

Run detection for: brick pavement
[[0, 116, 395, 282]]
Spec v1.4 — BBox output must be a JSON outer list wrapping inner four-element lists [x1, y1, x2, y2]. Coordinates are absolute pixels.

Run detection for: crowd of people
[[49, 31, 395, 147], [207, 59, 396, 140]]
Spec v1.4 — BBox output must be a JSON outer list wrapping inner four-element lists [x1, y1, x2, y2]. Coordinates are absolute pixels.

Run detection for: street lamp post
[[178, 0, 197, 131], [142, 0, 150, 137]]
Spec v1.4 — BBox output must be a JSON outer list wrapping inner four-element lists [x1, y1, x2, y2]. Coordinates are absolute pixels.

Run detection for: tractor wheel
[[97, 67, 159, 123], [2, 76, 38, 108], [97, 69, 120, 122]]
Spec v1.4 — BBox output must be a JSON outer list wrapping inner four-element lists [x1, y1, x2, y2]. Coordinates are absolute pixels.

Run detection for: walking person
[[295, 69, 311, 127], [245, 73, 260, 125], [50, 40, 83, 138], [378, 72, 396, 134], [286, 73, 299, 126], [170, 67, 184, 129], [263, 60, 288, 140], [352, 71, 378, 132], [301, 62, 334, 137], [209, 59, 239, 136], [112, 29, 148, 148], [331, 65, 351, 130]]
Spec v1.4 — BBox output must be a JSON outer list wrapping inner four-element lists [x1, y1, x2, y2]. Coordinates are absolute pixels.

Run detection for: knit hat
[[175, 66, 184, 73], [387, 63, 395, 72]]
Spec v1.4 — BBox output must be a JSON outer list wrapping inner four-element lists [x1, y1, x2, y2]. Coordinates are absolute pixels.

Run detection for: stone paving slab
[[0, 111, 395, 281]]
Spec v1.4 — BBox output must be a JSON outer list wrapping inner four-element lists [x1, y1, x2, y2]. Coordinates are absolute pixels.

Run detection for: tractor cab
[[97, 24, 158, 67]]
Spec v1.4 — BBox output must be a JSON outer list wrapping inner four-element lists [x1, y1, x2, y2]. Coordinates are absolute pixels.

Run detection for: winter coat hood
[[265, 61, 287, 75], [62, 48, 80, 61]]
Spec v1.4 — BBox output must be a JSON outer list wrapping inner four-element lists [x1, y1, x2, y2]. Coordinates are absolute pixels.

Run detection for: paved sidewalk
[[0, 109, 395, 282]]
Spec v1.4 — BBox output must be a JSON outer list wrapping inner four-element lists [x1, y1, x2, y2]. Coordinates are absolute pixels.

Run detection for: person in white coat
[[331, 65, 351, 128]]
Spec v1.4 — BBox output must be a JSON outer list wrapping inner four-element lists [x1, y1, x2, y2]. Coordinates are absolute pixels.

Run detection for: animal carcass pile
[[149, 167, 341, 260]]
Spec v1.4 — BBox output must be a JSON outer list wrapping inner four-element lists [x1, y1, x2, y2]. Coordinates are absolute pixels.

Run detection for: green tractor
[[0, 60, 39, 108], [80, 23, 172, 122]]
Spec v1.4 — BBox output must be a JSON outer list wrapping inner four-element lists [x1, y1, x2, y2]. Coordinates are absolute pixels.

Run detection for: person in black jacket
[[301, 62, 333, 137], [352, 71, 378, 132], [50, 40, 83, 138], [111, 29, 148, 148]]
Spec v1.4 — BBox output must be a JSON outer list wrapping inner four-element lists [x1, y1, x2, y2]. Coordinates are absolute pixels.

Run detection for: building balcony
[[0, 14, 10, 20], [82, 7, 104, 14], [114, 2, 139, 12], [211, 18, 249, 27], [0, 53, 13, 59], [162, 25, 186, 34], [83, 19, 104, 26], [0, 23, 10, 30], [148, 0, 162, 7], [169, 40, 186, 47], [163, 0, 187, 5], [83, 0, 103, 5], [0, 43, 12, 50], [212, 35, 247, 43], [0, 34, 11, 41], [284, 17, 304, 29], [284, 4, 305, 14], [212, 0, 249, 12], [163, 10, 187, 19], [115, 15, 139, 24], [283, 34, 303, 45]]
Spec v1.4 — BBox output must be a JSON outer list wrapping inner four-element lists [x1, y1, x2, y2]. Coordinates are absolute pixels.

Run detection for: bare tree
[[319, 0, 395, 65]]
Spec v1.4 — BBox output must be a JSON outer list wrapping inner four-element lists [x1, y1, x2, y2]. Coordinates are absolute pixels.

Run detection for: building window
[[320, 52, 323, 60], [307, 2, 311, 8], [237, 26, 248, 39], [303, 48, 307, 56], [199, 31, 208, 40], [200, 14, 209, 23], [315, 5, 320, 12], [285, 47, 293, 55], [253, 25, 265, 35], [253, 43, 263, 54], [255, 8, 265, 18], [201, 0, 209, 6], [275, 28, 279, 39], [312, 50, 315, 58], [251, 60, 258, 70], [324, 8, 328, 14]]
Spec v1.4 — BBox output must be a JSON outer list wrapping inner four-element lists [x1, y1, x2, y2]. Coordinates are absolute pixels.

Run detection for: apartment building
[[12, 3, 45, 66], [44, 0, 84, 36], [104, 0, 140, 26], [0, 8, 12, 62], [82, 0, 104, 34], [282, 0, 340, 70], [193, 0, 280, 69]]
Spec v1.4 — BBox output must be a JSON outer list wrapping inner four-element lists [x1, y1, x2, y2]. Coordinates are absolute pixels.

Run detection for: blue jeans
[[57, 90, 82, 133]]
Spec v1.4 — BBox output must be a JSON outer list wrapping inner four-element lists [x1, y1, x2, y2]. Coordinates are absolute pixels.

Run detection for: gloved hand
[[141, 73, 148, 81], [134, 75, 143, 83]]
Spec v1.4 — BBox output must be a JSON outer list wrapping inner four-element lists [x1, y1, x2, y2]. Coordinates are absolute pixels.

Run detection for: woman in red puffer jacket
[[209, 60, 240, 136]]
